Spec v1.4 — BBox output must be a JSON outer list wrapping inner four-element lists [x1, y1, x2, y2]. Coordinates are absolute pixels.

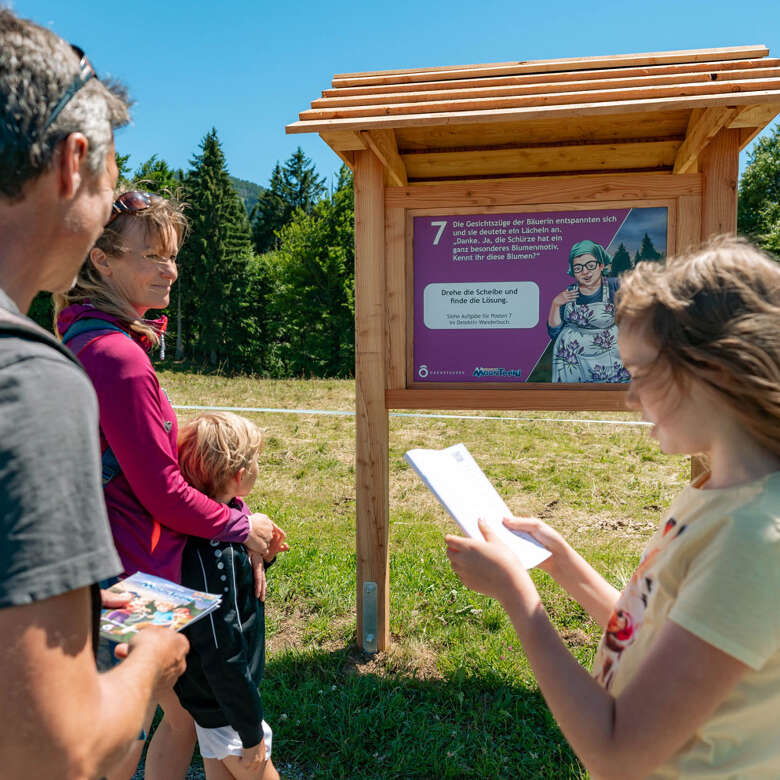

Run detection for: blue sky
[[13, 0, 780, 190]]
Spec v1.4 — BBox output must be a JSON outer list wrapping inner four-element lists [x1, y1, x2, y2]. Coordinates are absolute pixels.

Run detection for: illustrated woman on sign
[[547, 240, 629, 383]]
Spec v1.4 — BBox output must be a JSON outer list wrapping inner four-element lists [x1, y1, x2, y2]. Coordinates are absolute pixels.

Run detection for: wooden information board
[[289, 46, 780, 650]]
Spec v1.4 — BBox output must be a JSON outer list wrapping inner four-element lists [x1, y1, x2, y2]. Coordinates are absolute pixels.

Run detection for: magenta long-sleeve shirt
[[58, 305, 249, 582]]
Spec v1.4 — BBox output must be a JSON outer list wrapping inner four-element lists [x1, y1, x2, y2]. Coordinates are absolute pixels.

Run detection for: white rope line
[[172, 404, 651, 427]]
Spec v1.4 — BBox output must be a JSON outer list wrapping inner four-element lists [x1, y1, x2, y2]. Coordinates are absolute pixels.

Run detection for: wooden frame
[[381, 174, 700, 411], [289, 45, 777, 653]]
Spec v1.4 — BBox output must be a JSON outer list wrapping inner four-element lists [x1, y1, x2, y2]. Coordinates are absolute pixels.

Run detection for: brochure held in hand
[[404, 443, 551, 569], [100, 571, 222, 644]]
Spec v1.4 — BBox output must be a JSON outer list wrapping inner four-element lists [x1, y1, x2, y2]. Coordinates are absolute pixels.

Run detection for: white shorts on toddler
[[195, 719, 273, 761]]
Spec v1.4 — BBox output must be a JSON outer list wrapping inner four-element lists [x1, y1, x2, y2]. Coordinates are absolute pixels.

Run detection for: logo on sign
[[417, 364, 429, 378], [473, 367, 523, 378]]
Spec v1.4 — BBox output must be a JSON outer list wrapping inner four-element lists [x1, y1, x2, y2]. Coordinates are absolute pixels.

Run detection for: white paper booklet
[[404, 443, 551, 569]]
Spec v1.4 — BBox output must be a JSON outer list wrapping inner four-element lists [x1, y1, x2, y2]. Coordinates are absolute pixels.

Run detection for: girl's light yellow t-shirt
[[592, 472, 780, 779]]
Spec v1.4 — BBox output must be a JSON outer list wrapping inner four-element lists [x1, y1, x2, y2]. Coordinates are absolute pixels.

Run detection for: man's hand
[[244, 513, 274, 556], [117, 627, 189, 693], [100, 589, 131, 610]]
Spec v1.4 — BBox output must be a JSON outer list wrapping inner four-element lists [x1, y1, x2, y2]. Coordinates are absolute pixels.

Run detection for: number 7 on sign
[[431, 220, 447, 245]]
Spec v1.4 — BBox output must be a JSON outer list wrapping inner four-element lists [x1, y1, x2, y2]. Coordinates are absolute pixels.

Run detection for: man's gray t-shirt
[[0, 289, 121, 607]]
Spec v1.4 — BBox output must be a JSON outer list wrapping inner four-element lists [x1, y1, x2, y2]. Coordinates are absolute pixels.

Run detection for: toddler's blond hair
[[178, 411, 263, 499]]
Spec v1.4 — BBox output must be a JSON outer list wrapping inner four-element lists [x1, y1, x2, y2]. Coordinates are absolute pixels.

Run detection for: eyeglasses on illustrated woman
[[572, 260, 601, 273]]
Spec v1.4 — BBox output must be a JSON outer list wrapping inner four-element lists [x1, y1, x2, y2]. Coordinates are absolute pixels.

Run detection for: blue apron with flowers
[[551, 279, 629, 383]]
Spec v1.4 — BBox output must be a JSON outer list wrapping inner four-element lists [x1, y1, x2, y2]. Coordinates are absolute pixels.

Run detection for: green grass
[[157, 372, 688, 779]]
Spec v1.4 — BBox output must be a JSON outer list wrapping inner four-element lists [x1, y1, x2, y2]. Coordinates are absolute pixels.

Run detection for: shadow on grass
[[264, 643, 586, 780]]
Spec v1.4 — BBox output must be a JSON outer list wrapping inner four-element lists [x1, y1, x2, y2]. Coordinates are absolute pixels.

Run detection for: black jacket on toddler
[[174, 498, 273, 750]]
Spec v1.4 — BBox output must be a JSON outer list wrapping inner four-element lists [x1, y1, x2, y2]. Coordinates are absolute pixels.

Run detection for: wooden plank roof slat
[[299, 77, 780, 122], [313, 67, 780, 110], [287, 90, 780, 134], [323, 58, 780, 98], [331, 46, 769, 87]]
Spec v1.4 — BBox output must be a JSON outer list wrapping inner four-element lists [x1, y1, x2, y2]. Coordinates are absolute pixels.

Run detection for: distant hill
[[230, 176, 264, 215]]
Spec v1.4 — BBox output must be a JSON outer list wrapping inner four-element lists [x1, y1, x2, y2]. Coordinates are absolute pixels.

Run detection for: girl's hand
[[551, 288, 578, 307], [503, 516, 569, 575], [446, 518, 533, 603]]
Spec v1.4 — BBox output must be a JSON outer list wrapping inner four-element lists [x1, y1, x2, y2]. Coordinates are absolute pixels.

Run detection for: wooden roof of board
[[287, 46, 780, 183]]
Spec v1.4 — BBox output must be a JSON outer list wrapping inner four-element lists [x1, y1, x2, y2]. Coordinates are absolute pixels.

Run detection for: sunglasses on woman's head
[[106, 191, 157, 225], [42, 45, 98, 132]]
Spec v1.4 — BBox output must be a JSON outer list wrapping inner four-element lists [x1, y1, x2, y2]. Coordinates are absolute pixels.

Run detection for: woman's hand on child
[[245, 513, 275, 556], [446, 518, 534, 604]]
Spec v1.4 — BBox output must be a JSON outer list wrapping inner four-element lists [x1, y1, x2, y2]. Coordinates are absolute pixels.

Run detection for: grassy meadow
[[158, 371, 689, 779]]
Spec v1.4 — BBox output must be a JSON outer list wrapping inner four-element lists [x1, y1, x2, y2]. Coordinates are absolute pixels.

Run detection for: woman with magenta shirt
[[54, 191, 274, 780]]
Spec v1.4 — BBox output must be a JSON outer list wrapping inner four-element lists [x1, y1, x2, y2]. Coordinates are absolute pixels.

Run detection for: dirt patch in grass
[[341, 639, 444, 681], [562, 628, 592, 647]]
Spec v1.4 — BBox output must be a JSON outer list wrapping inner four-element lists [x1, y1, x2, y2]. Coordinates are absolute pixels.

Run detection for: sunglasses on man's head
[[106, 191, 157, 225], [42, 45, 98, 132]]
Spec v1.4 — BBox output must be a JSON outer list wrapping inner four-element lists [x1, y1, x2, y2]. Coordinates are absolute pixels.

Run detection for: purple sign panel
[[413, 207, 668, 383]]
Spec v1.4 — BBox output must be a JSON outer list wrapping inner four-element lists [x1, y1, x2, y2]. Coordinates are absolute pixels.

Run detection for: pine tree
[[610, 243, 632, 276], [281, 147, 326, 214], [251, 147, 327, 254], [115, 151, 132, 187], [133, 154, 181, 195], [638, 233, 662, 262], [178, 128, 255, 367], [264, 165, 354, 376], [251, 163, 286, 254], [738, 123, 780, 253]]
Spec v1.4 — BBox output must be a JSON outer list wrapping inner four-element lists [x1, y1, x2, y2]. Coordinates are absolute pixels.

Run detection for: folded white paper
[[405, 443, 551, 570]]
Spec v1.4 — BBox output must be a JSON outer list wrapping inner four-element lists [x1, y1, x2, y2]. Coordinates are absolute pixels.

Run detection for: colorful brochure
[[99, 571, 222, 644]]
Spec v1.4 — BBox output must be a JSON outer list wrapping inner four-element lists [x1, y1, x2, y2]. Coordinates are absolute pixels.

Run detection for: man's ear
[[89, 247, 111, 277], [57, 133, 89, 198]]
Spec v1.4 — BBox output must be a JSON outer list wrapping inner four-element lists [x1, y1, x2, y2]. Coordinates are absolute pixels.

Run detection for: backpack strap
[[60, 318, 132, 487], [62, 317, 131, 346]]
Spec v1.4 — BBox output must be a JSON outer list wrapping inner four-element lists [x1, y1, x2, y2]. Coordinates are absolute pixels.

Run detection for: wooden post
[[692, 126, 740, 481], [700, 127, 739, 240], [353, 149, 390, 652]]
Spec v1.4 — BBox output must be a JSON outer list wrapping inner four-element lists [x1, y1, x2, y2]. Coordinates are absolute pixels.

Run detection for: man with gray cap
[[0, 9, 189, 778]]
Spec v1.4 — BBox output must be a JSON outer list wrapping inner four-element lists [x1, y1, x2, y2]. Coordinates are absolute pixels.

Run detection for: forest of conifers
[[30, 123, 780, 378]]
